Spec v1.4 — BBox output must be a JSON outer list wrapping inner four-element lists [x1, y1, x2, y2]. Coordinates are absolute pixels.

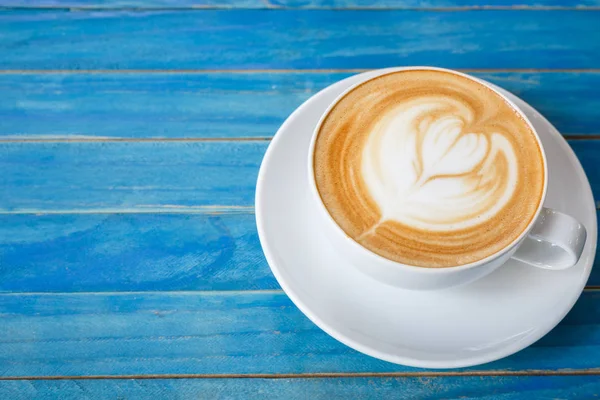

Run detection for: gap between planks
[[1, 5, 600, 11], [0, 69, 600, 75], [0, 287, 599, 295], [2, 370, 600, 381], [0, 135, 598, 143], [0, 137, 273, 143], [0, 289, 285, 296], [0, 206, 257, 215]]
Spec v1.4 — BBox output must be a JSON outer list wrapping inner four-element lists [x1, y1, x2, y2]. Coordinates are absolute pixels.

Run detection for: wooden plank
[[1, 376, 600, 400], [0, 140, 598, 212], [1, 10, 600, 70], [0, 291, 600, 376], [0, 141, 265, 212], [2, 0, 600, 9], [1, 72, 599, 139], [0, 213, 274, 293], [2, 212, 600, 293]]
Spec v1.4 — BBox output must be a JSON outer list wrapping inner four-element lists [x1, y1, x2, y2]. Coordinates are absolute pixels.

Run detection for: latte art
[[313, 70, 545, 268], [361, 97, 517, 234]]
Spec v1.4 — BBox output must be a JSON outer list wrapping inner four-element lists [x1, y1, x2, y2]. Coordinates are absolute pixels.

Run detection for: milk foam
[[313, 69, 545, 267], [360, 96, 518, 233]]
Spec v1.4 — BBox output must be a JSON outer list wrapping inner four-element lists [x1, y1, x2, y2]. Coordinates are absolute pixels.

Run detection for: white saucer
[[255, 70, 597, 369]]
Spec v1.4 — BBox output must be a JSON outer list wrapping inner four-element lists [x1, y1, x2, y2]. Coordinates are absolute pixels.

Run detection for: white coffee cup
[[307, 66, 587, 291]]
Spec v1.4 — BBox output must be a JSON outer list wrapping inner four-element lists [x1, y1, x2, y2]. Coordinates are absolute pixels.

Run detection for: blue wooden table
[[1, 1, 600, 398]]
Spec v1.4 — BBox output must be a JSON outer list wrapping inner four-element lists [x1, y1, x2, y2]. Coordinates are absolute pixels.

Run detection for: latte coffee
[[313, 69, 545, 268]]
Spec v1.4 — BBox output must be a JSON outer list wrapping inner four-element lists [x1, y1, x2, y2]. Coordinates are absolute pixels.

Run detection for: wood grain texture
[[1, 72, 599, 139], [0, 213, 273, 292], [2, 0, 600, 8], [2, 212, 600, 293], [1, 10, 600, 70], [0, 291, 600, 377], [0, 141, 265, 211], [1, 376, 600, 400], [0, 140, 598, 212]]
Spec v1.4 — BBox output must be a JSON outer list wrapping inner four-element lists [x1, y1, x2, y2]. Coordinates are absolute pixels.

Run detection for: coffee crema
[[313, 69, 545, 268]]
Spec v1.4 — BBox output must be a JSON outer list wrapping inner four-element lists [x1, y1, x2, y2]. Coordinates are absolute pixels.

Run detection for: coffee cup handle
[[511, 208, 587, 270]]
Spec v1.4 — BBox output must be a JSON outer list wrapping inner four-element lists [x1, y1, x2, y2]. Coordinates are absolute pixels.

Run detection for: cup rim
[[307, 66, 549, 273]]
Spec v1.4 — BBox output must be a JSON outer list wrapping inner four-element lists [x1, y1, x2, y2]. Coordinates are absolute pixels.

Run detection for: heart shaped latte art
[[360, 96, 518, 234]]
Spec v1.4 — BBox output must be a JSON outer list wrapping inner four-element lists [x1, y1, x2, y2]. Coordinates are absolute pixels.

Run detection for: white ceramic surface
[[305, 67, 587, 290], [255, 70, 597, 368]]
